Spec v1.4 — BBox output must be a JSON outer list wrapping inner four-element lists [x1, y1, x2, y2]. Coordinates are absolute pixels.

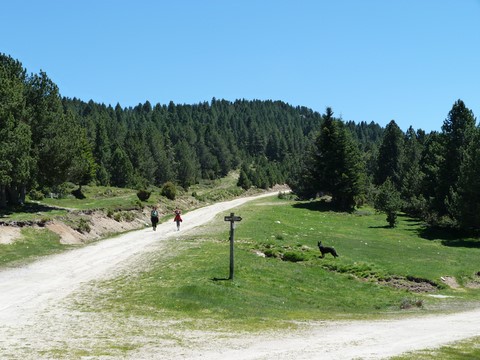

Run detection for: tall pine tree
[[292, 108, 365, 211]]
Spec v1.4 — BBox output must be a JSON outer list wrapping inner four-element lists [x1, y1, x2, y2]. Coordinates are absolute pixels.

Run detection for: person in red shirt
[[173, 208, 182, 231]]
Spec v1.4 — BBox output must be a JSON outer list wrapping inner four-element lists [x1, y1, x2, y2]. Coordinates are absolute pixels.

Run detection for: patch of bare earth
[[379, 276, 439, 293], [441, 275, 462, 290], [46, 221, 88, 244], [0, 225, 21, 244], [465, 272, 480, 289]]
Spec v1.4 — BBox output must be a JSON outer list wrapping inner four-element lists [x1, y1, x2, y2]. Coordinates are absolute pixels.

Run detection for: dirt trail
[[0, 192, 479, 359]]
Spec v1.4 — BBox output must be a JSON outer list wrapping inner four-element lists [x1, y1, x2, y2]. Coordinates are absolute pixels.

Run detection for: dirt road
[[0, 192, 479, 359]]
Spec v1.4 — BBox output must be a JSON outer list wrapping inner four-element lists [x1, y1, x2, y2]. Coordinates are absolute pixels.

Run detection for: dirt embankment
[[0, 209, 150, 245]]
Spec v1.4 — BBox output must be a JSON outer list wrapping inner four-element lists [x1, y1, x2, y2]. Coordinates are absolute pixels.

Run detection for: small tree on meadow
[[374, 178, 402, 227]]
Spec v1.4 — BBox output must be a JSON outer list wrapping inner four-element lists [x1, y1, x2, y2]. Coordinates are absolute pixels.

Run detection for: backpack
[[151, 210, 158, 217]]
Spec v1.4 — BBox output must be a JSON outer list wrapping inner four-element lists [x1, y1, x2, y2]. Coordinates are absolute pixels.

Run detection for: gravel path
[[0, 193, 479, 359]]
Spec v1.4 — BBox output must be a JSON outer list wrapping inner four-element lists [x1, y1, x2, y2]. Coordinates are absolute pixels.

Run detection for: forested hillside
[[62, 97, 323, 190], [2, 52, 480, 231]]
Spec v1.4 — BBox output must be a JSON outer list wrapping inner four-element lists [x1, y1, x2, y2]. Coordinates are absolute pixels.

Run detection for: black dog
[[317, 241, 338, 258]]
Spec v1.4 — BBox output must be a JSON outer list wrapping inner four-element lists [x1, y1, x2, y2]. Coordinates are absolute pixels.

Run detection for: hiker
[[173, 208, 182, 231], [151, 206, 159, 231]]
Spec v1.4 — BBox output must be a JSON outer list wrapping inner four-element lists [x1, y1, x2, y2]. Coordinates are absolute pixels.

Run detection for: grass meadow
[[81, 195, 480, 332]]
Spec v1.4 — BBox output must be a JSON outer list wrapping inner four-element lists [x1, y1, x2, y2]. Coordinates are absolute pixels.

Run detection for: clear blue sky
[[2, 0, 480, 132]]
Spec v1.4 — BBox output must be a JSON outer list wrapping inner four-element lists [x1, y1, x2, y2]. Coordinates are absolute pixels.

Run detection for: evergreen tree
[[0, 54, 31, 207], [110, 147, 134, 187], [26, 71, 78, 188], [401, 126, 425, 216], [68, 128, 97, 193], [375, 120, 404, 189], [175, 140, 200, 189], [293, 108, 365, 210], [438, 99, 476, 217], [419, 132, 444, 209], [453, 129, 480, 228], [237, 164, 252, 190]]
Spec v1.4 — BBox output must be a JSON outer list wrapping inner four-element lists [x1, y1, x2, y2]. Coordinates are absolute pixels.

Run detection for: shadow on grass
[[0, 202, 61, 219], [417, 226, 480, 248], [211, 277, 231, 282], [381, 213, 480, 248], [291, 200, 338, 212]]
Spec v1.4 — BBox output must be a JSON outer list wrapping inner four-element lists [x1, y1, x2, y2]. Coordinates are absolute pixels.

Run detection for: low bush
[[282, 251, 305, 262], [28, 189, 44, 201], [161, 182, 176, 200], [136, 189, 151, 201], [76, 218, 91, 233]]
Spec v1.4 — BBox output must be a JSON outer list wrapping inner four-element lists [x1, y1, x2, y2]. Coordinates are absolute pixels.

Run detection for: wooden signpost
[[224, 212, 242, 280]]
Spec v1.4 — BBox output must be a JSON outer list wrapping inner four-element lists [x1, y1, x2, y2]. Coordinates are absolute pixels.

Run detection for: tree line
[[2, 53, 479, 231], [290, 101, 480, 230]]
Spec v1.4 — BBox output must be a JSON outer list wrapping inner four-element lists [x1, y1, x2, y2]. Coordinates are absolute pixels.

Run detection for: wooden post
[[224, 212, 242, 280]]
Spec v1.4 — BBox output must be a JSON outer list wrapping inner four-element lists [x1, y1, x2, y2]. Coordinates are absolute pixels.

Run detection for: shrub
[[399, 298, 423, 309], [277, 191, 294, 200], [282, 251, 305, 262], [133, 199, 143, 209], [161, 182, 177, 200], [29, 189, 44, 201], [71, 188, 86, 200], [76, 218, 91, 233], [137, 189, 151, 201], [39, 217, 51, 226], [123, 212, 135, 222], [264, 249, 279, 258]]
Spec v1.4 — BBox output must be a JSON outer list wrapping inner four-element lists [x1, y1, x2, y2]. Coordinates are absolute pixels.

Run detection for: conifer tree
[[438, 99, 476, 218], [292, 108, 365, 211], [0, 54, 33, 206], [453, 129, 480, 228], [401, 126, 425, 215], [68, 128, 97, 194], [237, 164, 252, 190], [375, 120, 404, 189]]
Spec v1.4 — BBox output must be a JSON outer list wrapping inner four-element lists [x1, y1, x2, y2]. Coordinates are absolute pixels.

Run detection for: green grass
[[80, 196, 480, 332], [189, 171, 245, 202], [38, 185, 142, 211], [0, 228, 71, 266], [392, 336, 480, 359]]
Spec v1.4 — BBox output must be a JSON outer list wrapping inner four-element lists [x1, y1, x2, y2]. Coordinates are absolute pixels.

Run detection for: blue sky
[[2, 0, 479, 132]]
